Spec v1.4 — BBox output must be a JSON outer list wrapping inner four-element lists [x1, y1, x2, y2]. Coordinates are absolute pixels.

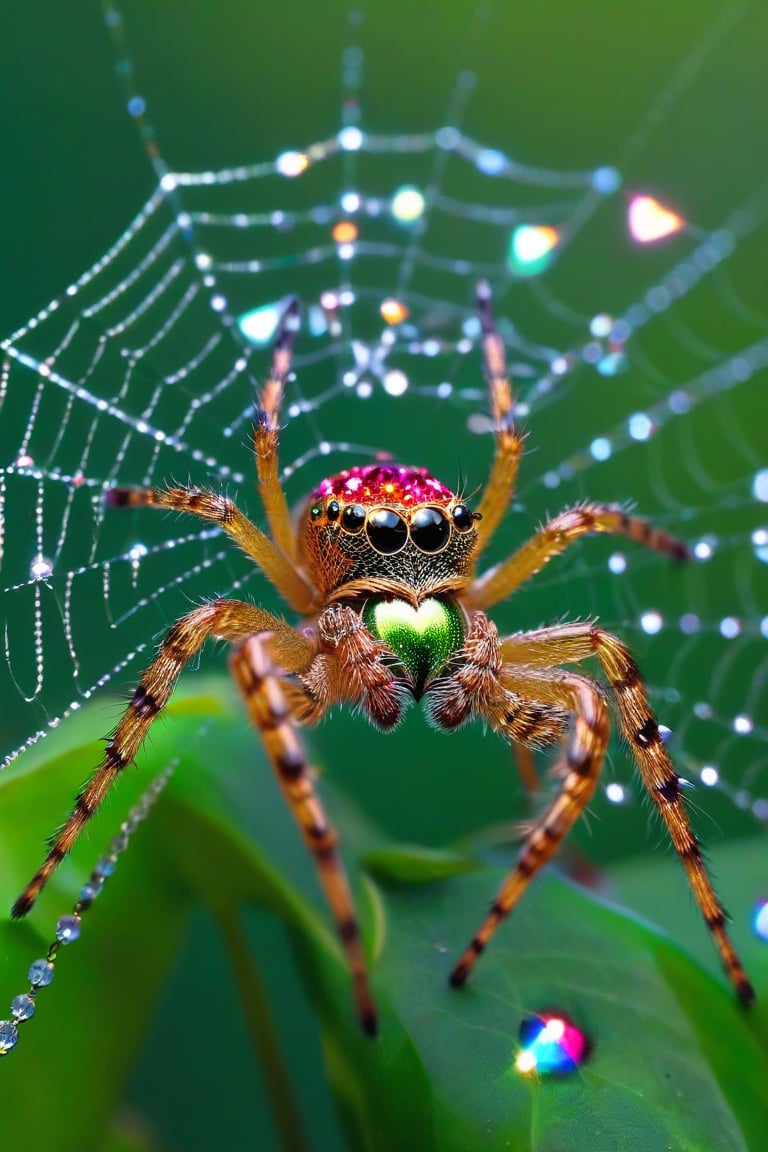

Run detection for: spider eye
[[365, 509, 408, 554], [309, 504, 323, 522], [451, 503, 474, 532], [410, 507, 450, 553], [341, 504, 366, 533], [326, 500, 340, 522]]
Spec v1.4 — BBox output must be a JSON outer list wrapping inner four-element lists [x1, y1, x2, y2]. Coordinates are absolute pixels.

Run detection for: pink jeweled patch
[[311, 464, 454, 507]]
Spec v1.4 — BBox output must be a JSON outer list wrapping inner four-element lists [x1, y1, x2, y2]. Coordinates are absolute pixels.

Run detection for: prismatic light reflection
[[515, 1012, 590, 1076], [628, 195, 685, 243], [507, 225, 560, 276], [237, 301, 283, 346]]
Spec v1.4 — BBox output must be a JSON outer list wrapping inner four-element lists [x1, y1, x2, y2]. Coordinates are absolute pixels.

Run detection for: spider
[[12, 281, 753, 1037]]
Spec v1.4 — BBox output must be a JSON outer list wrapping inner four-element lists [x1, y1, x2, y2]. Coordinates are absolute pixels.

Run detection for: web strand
[[0, 1, 766, 834]]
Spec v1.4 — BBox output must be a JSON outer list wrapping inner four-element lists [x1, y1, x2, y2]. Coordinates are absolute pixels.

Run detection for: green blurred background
[[2, 1, 767, 1148]]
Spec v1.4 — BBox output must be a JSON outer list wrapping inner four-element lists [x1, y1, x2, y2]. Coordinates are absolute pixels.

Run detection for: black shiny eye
[[326, 500, 340, 522], [341, 503, 366, 533], [365, 509, 408, 554], [451, 503, 474, 532], [410, 507, 450, 554], [309, 504, 323, 522]]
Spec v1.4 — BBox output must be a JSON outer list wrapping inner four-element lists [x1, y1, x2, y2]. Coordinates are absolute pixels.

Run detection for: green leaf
[[310, 870, 768, 1152], [363, 844, 478, 884], [2, 681, 767, 1152]]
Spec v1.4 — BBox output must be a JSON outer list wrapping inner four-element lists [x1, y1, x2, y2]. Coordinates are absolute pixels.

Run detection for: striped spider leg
[[428, 614, 754, 1004], [11, 600, 309, 918], [468, 280, 687, 794], [468, 279, 688, 598]]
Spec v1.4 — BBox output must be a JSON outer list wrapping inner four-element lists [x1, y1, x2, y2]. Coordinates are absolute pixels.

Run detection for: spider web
[[1, 0, 767, 847]]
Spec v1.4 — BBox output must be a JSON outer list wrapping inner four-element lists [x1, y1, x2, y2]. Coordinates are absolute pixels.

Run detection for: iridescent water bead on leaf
[[515, 1011, 590, 1075]]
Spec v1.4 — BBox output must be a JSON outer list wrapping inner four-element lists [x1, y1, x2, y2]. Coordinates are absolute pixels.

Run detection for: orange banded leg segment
[[473, 279, 525, 561], [254, 297, 300, 562], [467, 502, 688, 612], [231, 634, 378, 1037], [106, 483, 316, 613], [503, 621, 754, 1004], [12, 599, 293, 918], [451, 667, 609, 988]]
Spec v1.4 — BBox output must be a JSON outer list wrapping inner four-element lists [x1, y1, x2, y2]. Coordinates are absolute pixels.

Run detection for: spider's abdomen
[[362, 596, 464, 696], [298, 464, 479, 599]]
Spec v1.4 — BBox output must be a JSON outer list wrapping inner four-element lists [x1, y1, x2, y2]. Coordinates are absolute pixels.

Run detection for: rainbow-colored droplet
[[515, 1012, 590, 1075], [507, 225, 560, 276]]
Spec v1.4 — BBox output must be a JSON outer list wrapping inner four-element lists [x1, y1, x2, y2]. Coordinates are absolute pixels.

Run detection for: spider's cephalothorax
[[300, 463, 478, 600], [13, 284, 753, 1039], [299, 463, 478, 700]]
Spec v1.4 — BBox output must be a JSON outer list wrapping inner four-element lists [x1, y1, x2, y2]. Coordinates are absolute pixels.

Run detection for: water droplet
[[338, 126, 364, 151], [639, 610, 663, 635], [0, 1020, 19, 1054], [10, 994, 35, 1021], [94, 854, 118, 878], [592, 166, 621, 194], [628, 195, 684, 243], [30, 556, 53, 581], [515, 1012, 589, 1075], [127, 542, 148, 563], [679, 613, 700, 635], [476, 148, 507, 176], [605, 782, 626, 804], [27, 959, 55, 987], [275, 150, 309, 177], [700, 765, 719, 787], [752, 899, 768, 942], [507, 225, 559, 276], [753, 469, 768, 503], [55, 915, 81, 944], [391, 186, 425, 223], [751, 528, 768, 564], [590, 437, 612, 462], [628, 412, 653, 441], [590, 314, 613, 339], [382, 370, 409, 398]]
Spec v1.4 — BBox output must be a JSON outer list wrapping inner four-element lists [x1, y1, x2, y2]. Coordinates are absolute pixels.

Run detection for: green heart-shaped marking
[[362, 597, 464, 692]]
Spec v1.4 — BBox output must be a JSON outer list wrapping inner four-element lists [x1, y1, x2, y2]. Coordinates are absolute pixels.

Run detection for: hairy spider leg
[[499, 622, 754, 1004], [12, 601, 307, 918], [300, 604, 409, 730], [105, 484, 316, 613], [472, 279, 525, 561], [231, 634, 378, 1037], [466, 501, 688, 611], [253, 297, 301, 563], [450, 666, 610, 989]]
